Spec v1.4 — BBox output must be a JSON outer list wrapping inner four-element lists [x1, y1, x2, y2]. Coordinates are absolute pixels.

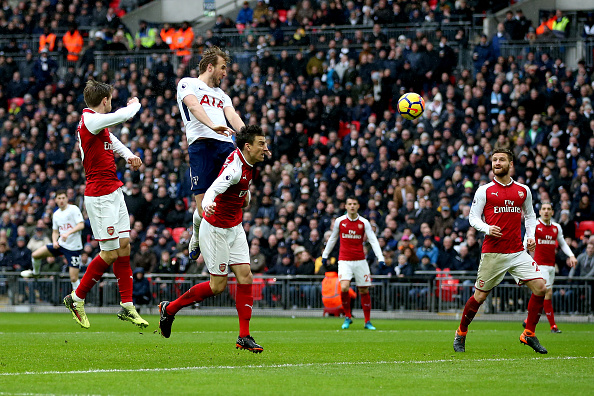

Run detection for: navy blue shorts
[[46, 244, 82, 268], [188, 139, 236, 194]]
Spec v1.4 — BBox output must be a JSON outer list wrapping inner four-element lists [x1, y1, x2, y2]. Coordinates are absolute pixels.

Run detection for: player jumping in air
[[21, 190, 84, 292], [453, 148, 548, 354], [522, 202, 577, 333], [322, 197, 385, 330], [63, 80, 148, 329], [176, 46, 245, 261], [159, 126, 268, 353]]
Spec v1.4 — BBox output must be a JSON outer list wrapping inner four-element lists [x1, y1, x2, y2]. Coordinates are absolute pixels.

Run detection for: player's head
[[198, 46, 230, 87], [55, 190, 68, 209], [236, 125, 267, 164], [345, 196, 360, 215], [539, 201, 554, 221], [83, 79, 113, 112], [492, 148, 513, 178]]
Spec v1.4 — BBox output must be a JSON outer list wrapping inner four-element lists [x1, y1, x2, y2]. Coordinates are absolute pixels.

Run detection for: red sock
[[525, 294, 545, 333], [341, 291, 351, 318], [236, 284, 253, 338], [543, 299, 556, 328], [75, 255, 110, 300], [361, 293, 371, 322], [113, 256, 132, 304], [459, 295, 482, 333], [166, 281, 215, 315]]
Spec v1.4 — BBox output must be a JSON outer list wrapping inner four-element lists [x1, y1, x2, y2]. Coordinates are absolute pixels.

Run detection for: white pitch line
[[1, 356, 592, 377]]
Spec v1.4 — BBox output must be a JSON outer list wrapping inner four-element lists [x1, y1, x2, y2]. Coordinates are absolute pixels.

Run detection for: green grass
[[0, 313, 593, 395]]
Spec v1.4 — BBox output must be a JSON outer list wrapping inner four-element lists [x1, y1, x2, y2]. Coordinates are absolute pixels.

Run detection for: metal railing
[[498, 39, 579, 61], [208, 22, 475, 49], [1, 272, 591, 316]]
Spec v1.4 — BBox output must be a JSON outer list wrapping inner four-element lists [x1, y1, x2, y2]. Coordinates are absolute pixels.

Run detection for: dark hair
[[493, 148, 514, 162], [83, 79, 113, 108], [56, 189, 67, 197], [198, 46, 230, 74], [541, 201, 553, 209], [346, 195, 359, 203], [236, 125, 264, 151]]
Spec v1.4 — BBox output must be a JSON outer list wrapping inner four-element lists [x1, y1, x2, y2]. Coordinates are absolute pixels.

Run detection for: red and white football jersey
[[531, 219, 574, 267], [78, 104, 140, 197], [469, 179, 536, 254], [202, 149, 252, 228], [322, 214, 385, 262]]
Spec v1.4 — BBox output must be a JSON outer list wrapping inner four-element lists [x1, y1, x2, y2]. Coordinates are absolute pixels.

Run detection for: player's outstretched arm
[[183, 94, 234, 137], [201, 165, 240, 214], [223, 106, 245, 133], [84, 100, 142, 134]]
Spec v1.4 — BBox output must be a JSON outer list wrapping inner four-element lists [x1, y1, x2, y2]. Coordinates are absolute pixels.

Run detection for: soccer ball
[[397, 92, 425, 120]]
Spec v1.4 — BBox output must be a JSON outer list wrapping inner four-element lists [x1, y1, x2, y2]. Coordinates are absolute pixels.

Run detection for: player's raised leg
[[21, 245, 53, 278]]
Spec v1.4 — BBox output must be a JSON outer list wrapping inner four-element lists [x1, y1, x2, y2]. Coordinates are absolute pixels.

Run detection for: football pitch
[[0, 313, 593, 395]]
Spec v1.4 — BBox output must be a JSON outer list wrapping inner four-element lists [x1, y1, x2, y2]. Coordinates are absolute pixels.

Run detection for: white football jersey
[[52, 204, 84, 251], [176, 77, 234, 145]]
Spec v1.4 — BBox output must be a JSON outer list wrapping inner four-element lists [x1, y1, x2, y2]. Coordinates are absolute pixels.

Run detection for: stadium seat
[[435, 268, 459, 302], [171, 227, 185, 244], [576, 221, 594, 239]]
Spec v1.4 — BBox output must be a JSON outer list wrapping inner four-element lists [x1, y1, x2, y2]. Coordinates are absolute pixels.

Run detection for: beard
[[211, 75, 221, 87], [493, 164, 510, 177]]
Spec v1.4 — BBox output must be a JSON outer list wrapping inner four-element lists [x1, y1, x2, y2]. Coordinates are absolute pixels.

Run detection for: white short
[[540, 265, 556, 289], [338, 260, 372, 287], [199, 220, 249, 276], [475, 251, 543, 291], [84, 188, 130, 251]]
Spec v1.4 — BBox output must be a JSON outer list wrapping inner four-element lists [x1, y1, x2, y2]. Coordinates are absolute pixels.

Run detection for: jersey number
[[182, 102, 191, 123], [71, 256, 81, 267]]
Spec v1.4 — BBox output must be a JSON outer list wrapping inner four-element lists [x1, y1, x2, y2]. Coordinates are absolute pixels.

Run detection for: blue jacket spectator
[[490, 23, 510, 58], [236, 1, 254, 25], [416, 237, 439, 265], [472, 35, 495, 75]]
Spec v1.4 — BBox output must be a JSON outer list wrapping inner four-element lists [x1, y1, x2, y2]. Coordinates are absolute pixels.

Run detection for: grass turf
[[0, 313, 592, 395]]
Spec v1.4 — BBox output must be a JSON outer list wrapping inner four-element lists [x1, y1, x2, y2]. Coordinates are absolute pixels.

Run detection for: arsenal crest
[[107, 226, 115, 236], [219, 264, 227, 272], [518, 191, 524, 198], [358, 224, 363, 229], [478, 279, 485, 288]]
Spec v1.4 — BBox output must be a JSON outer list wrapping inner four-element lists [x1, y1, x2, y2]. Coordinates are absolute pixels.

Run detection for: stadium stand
[[0, 0, 593, 314]]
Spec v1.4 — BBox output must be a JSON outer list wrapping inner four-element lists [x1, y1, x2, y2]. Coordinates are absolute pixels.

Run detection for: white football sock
[[121, 301, 134, 308], [192, 208, 202, 238], [72, 280, 80, 291]]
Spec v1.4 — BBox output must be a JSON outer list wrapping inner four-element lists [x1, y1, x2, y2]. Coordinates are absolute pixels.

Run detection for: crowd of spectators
[[0, 0, 593, 305]]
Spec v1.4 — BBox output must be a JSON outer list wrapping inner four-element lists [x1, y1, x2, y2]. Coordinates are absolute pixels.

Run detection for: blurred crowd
[[0, 0, 593, 287]]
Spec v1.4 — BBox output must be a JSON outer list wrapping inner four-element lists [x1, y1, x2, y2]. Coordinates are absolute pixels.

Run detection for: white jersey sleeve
[[521, 186, 536, 239], [83, 103, 141, 134], [109, 132, 134, 160], [554, 222, 575, 257], [469, 185, 491, 235], [322, 217, 341, 259], [202, 164, 241, 210], [362, 217, 385, 262]]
